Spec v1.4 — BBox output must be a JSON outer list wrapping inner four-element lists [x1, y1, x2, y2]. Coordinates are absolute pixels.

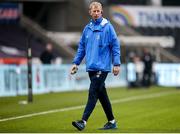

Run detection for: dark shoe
[[100, 121, 117, 130], [72, 120, 85, 131]]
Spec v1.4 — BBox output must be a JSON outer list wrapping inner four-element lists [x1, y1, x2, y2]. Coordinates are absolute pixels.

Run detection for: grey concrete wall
[[46, 2, 68, 31], [46, 0, 110, 31]]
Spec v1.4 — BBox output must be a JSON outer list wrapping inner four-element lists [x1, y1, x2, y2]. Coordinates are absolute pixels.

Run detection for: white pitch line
[[0, 90, 179, 122], [0, 105, 85, 122]]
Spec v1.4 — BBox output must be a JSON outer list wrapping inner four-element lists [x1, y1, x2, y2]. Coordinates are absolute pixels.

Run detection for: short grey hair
[[89, 1, 102, 10]]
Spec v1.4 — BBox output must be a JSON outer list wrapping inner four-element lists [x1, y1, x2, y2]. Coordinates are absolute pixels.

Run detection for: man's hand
[[71, 64, 78, 75], [113, 66, 120, 76]]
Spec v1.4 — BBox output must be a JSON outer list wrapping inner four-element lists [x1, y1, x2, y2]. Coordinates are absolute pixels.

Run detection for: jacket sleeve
[[109, 23, 121, 66], [72, 28, 86, 65]]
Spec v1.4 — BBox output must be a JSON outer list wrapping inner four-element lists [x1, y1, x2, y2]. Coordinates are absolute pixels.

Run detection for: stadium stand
[[0, 23, 65, 64], [133, 26, 180, 58], [0, 0, 180, 63]]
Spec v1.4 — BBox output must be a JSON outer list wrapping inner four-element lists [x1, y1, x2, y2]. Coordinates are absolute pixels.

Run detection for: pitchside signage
[[111, 5, 180, 27], [0, 64, 179, 97], [0, 3, 21, 23], [155, 64, 180, 86]]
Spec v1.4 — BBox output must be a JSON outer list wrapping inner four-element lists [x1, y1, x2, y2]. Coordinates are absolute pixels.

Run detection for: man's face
[[89, 5, 102, 20], [47, 44, 53, 52]]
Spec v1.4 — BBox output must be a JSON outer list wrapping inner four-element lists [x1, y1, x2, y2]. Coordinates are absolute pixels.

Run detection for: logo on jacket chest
[[96, 35, 100, 40], [86, 34, 100, 40]]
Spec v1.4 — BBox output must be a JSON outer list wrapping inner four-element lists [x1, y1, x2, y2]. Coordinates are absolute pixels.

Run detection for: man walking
[[71, 1, 121, 130]]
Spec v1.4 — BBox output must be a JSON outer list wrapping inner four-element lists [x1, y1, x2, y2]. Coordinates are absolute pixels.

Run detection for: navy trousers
[[82, 71, 114, 121]]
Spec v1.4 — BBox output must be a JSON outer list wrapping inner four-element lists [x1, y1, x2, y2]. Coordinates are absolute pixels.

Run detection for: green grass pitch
[[0, 86, 180, 133]]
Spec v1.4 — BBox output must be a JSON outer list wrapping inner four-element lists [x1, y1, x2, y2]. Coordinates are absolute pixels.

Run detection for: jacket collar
[[92, 17, 103, 25], [88, 17, 108, 31]]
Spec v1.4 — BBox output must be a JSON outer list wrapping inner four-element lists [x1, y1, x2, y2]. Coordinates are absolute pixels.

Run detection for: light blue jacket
[[73, 17, 121, 72]]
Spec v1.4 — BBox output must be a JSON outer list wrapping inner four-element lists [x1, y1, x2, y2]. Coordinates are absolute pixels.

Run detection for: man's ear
[[101, 10, 103, 14]]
